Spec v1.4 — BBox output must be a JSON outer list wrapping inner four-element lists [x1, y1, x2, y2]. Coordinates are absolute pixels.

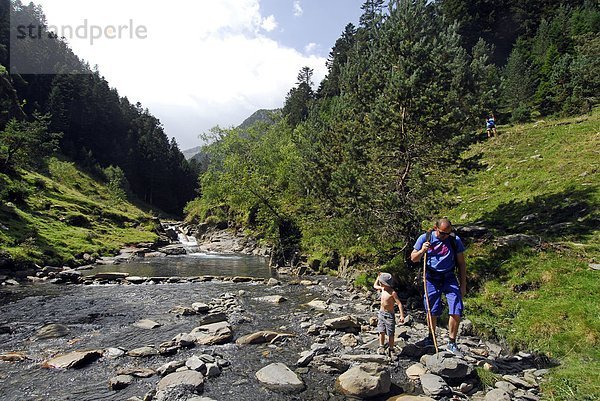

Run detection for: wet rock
[[156, 370, 205, 393], [231, 276, 253, 283], [117, 367, 155, 378], [104, 348, 126, 359], [125, 276, 147, 284], [256, 363, 305, 393], [133, 319, 162, 329], [109, 374, 134, 390], [323, 315, 362, 332], [0, 352, 28, 362], [127, 346, 158, 357], [423, 351, 473, 379], [197, 312, 228, 325], [420, 373, 451, 397], [189, 321, 233, 345], [173, 333, 196, 348], [58, 269, 82, 282], [0, 325, 12, 334], [191, 303, 210, 313], [266, 278, 281, 286], [236, 330, 294, 345], [158, 245, 187, 255], [406, 363, 427, 380], [388, 396, 435, 401], [484, 388, 511, 401], [4, 279, 19, 286], [205, 363, 221, 378], [169, 306, 196, 316], [307, 324, 321, 335], [296, 352, 314, 367], [42, 350, 103, 369], [335, 363, 390, 398], [35, 323, 70, 340], [90, 272, 130, 280], [307, 299, 328, 310], [254, 295, 287, 304], [186, 356, 206, 372], [157, 360, 186, 376]]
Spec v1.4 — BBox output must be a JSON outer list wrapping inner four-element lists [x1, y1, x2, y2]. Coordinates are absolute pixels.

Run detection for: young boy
[[373, 272, 405, 356]]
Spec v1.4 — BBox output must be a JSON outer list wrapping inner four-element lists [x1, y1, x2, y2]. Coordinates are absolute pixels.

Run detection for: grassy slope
[[0, 158, 157, 266], [442, 111, 600, 400]]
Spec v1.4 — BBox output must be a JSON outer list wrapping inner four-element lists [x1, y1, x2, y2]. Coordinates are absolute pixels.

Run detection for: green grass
[[0, 158, 157, 267], [442, 111, 600, 400]]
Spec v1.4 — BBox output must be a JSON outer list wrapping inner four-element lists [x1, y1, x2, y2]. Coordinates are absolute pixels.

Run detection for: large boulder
[[335, 363, 391, 398], [236, 331, 294, 345], [423, 352, 473, 379], [157, 370, 205, 393], [255, 363, 305, 393], [42, 350, 103, 369], [420, 374, 451, 397], [189, 321, 233, 345], [35, 323, 70, 340], [323, 315, 362, 332]]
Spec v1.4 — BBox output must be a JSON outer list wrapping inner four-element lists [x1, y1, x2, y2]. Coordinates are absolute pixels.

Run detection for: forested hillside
[[0, 0, 199, 215], [186, 0, 599, 267]]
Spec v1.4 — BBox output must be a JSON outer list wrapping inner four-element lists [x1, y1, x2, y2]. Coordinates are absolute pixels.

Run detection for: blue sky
[[31, 0, 365, 149], [259, 0, 363, 57]]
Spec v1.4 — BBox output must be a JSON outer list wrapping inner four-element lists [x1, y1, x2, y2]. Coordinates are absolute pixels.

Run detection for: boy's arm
[[392, 292, 405, 321], [373, 276, 383, 291]]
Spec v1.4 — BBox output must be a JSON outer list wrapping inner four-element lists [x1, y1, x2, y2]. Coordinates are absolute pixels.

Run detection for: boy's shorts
[[377, 310, 395, 336], [423, 270, 464, 317]]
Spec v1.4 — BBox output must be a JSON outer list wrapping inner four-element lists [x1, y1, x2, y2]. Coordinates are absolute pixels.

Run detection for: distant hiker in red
[[411, 218, 467, 356]]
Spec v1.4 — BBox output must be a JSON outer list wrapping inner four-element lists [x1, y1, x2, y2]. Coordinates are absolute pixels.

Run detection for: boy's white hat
[[379, 273, 393, 287]]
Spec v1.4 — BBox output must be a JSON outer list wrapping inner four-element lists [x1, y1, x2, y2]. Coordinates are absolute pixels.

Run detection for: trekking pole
[[423, 252, 439, 353]]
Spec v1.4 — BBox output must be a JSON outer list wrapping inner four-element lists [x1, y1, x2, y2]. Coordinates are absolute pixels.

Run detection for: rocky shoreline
[[0, 270, 552, 401]]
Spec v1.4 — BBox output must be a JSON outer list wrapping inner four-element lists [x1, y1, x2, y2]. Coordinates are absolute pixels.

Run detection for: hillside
[[0, 158, 157, 271], [442, 111, 599, 399]]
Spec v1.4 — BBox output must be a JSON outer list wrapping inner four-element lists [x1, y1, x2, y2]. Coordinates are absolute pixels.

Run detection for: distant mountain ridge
[[182, 109, 279, 160]]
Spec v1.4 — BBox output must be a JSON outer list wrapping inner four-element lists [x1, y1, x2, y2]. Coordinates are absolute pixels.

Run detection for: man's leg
[[448, 314, 460, 342]]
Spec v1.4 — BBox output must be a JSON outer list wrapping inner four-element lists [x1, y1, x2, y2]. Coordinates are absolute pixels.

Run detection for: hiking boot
[[446, 341, 464, 357]]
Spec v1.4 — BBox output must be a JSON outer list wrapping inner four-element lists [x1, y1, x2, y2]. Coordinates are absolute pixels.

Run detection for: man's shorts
[[423, 270, 463, 317], [377, 310, 396, 336]]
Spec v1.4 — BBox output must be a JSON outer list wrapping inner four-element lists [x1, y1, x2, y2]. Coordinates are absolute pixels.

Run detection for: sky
[[31, 0, 365, 150]]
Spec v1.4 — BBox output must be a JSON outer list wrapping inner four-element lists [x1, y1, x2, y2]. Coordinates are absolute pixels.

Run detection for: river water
[[0, 254, 398, 401]]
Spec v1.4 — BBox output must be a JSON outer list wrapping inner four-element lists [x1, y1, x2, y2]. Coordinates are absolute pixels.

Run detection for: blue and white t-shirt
[[413, 231, 465, 273]]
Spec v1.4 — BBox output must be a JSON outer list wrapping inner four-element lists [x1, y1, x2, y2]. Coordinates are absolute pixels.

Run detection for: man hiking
[[411, 218, 466, 355]]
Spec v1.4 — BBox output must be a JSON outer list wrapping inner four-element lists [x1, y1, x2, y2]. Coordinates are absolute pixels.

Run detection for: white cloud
[[261, 15, 278, 32], [304, 42, 318, 54], [31, 0, 327, 149], [293, 0, 304, 17]]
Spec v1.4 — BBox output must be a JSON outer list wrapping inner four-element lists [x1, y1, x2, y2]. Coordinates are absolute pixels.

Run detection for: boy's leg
[[379, 332, 385, 346]]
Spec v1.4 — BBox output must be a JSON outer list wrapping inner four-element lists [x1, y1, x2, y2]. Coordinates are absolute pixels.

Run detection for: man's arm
[[456, 252, 466, 297], [410, 241, 430, 263]]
